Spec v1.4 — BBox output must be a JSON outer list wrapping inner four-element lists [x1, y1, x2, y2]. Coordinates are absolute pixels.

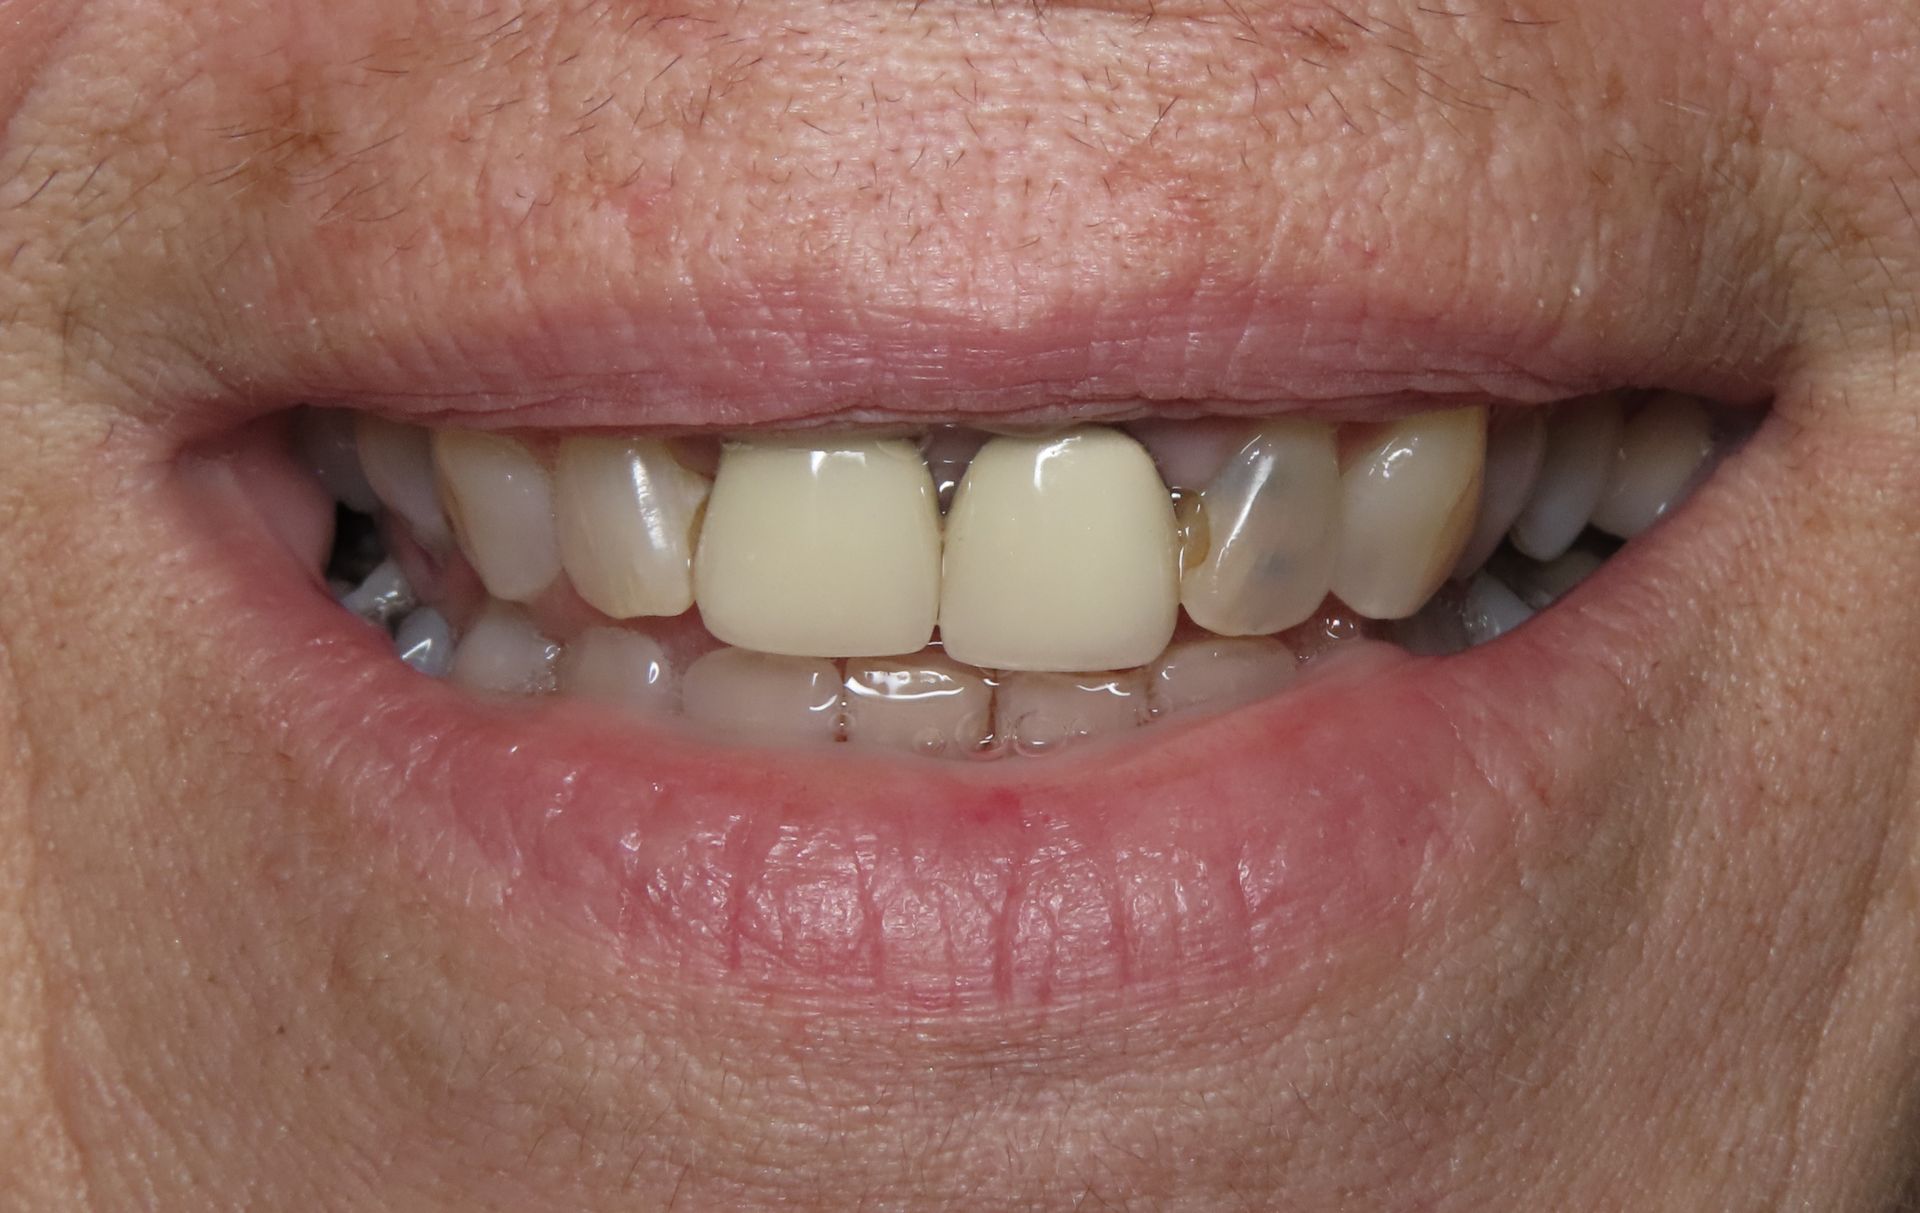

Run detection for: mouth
[[171, 375, 1762, 1009]]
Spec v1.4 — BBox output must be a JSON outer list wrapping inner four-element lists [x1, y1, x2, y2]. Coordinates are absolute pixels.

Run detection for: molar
[[1330, 407, 1487, 620], [554, 437, 710, 619], [433, 431, 562, 603], [694, 437, 942, 658], [940, 427, 1179, 671]]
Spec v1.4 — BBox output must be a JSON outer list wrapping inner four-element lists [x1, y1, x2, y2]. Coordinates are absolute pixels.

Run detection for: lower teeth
[[301, 396, 1747, 759]]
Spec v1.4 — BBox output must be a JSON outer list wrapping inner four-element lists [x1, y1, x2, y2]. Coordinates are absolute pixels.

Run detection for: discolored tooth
[[1508, 397, 1624, 561], [1180, 420, 1339, 636], [356, 416, 452, 551], [1148, 636, 1296, 716], [993, 670, 1148, 756], [842, 650, 993, 757], [681, 648, 841, 745], [558, 626, 676, 713], [293, 408, 381, 514], [1460, 574, 1533, 645], [394, 609, 454, 678], [1329, 407, 1486, 620], [1452, 412, 1547, 577], [340, 558, 417, 628], [1491, 547, 1605, 610], [433, 431, 562, 603], [554, 437, 710, 620], [1589, 396, 1714, 538], [694, 438, 940, 658], [451, 604, 560, 693], [941, 427, 1178, 672]]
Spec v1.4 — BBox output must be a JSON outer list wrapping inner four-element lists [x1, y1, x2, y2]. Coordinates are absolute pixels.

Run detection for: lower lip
[[180, 435, 1642, 1013]]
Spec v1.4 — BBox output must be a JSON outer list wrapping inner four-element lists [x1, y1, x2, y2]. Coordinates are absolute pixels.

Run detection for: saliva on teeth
[[295, 391, 1738, 760]]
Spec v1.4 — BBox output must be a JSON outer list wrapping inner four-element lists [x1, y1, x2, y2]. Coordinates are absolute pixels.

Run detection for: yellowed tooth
[[557, 626, 676, 713], [1148, 635, 1296, 716], [993, 670, 1149, 755], [842, 650, 993, 757], [693, 438, 941, 658], [1329, 407, 1486, 620], [1180, 420, 1339, 636], [940, 427, 1178, 672], [681, 648, 842, 745], [1589, 396, 1713, 538], [554, 437, 710, 619], [433, 431, 561, 603]]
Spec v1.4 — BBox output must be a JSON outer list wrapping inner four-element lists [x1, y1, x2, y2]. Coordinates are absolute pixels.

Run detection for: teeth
[[681, 648, 842, 744], [339, 558, 417, 627], [450, 604, 560, 693], [842, 650, 993, 757], [1508, 397, 1624, 561], [993, 670, 1148, 755], [1460, 573, 1534, 645], [1329, 407, 1486, 620], [557, 626, 677, 713], [1452, 412, 1547, 577], [1491, 547, 1605, 610], [1179, 420, 1339, 635], [553, 437, 710, 620], [433, 431, 562, 603], [294, 408, 381, 514], [693, 438, 941, 658], [1589, 396, 1713, 538], [1148, 635, 1296, 716], [1126, 418, 1257, 490], [940, 427, 1179, 672], [356, 417, 452, 551], [394, 608, 454, 677]]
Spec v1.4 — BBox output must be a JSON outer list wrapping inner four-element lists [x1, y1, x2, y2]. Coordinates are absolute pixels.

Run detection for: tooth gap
[[292, 393, 1761, 759]]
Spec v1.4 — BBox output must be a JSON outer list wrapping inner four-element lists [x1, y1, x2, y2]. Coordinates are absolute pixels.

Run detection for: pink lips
[[175, 422, 1654, 1013]]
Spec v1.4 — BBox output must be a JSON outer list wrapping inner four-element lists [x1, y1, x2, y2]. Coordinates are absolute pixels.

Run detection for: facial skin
[[1, 0, 1918, 1208]]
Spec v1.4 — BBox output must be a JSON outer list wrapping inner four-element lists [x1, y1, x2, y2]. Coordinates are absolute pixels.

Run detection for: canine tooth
[[451, 604, 560, 693], [1329, 407, 1486, 620], [940, 427, 1178, 671], [356, 416, 452, 550], [294, 408, 381, 514], [1148, 636, 1296, 716], [1461, 574, 1533, 645], [554, 437, 710, 619], [1452, 412, 1547, 576], [1127, 418, 1255, 489], [842, 651, 993, 757], [993, 670, 1148, 755], [694, 438, 941, 658], [433, 431, 562, 603], [340, 558, 416, 628], [1509, 397, 1624, 561], [1589, 396, 1713, 538], [558, 627, 676, 712], [681, 648, 842, 744], [394, 608, 454, 678], [1180, 420, 1339, 635]]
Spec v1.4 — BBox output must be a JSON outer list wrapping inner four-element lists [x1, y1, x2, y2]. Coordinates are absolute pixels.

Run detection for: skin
[[1, 0, 1919, 1208]]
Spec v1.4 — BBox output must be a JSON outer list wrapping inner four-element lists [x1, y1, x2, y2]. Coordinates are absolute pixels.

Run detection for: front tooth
[[842, 650, 993, 757], [1180, 419, 1339, 636], [681, 648, 842, 745], [993, 670, 1148, 755], [1508, 396, 1624, 561], [554, 437, 710, 619], [693, 438, 941, 658], [557, 626, 677, 713], [1452, 411, 1547, 577], [433, 431, 562, 603], [1148, 636, 1296, 716], [451, 604, 560, 693], [356, 416, 452, 551], [1588, 396, 1713, 538], [1329, 407, 1486, 620], [940, 427, 1178, 672]]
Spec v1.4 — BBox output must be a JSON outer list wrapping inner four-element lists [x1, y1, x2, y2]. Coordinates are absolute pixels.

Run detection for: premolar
[[941, 427, 1179, 672], [433, 431, 562, 603], [554, 437, 710, 619], [694, 438, 942, 657], [1509, 397, 1624, 561], [1590, 396, 1713, 538]]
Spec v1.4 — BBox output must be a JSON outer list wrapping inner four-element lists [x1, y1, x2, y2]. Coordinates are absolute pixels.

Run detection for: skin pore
[[1, 0, 1919, 1208]]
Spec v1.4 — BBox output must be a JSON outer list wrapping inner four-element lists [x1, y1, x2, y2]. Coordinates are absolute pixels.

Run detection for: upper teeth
[[324, 396, 1724, 692]]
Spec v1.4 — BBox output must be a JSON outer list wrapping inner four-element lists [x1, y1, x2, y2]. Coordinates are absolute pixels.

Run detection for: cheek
[[0, 0, 81, 130]]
